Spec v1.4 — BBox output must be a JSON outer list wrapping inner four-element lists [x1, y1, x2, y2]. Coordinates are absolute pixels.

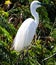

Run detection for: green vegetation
[[0, 0, 56, 65]]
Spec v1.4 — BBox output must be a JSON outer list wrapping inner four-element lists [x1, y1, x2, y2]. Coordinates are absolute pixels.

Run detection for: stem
[[42, 53, 56, 62]]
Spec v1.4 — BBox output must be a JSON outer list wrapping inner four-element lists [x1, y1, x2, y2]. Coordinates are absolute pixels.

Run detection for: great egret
[[13, 1, 47, 51]]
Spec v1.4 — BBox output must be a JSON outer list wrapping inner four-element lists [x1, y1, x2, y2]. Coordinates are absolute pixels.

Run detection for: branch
[[42, 53, 56, 62]]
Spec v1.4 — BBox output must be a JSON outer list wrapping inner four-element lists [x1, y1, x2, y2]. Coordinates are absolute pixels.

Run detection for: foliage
[[0, 0, 56, 65]]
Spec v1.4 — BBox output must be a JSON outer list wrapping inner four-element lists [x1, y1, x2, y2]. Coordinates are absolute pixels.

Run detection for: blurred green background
[[0, 0, 56, 65]]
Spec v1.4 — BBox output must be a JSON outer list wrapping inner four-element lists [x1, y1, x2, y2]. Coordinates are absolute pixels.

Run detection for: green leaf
[[0, 26, 12, 43]]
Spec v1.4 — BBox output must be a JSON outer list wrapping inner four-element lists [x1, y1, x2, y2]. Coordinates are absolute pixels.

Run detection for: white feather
[[13, 1, 41, 51]]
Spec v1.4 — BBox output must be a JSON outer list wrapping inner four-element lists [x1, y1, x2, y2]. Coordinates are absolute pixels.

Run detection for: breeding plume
[[13, 1, 47, 51]]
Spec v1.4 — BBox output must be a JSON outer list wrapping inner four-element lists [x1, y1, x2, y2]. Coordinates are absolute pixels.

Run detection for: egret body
[[13, 1, 42, 51]]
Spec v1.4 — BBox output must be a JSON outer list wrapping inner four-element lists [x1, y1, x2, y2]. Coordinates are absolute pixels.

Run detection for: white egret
[[13, 1, 46, 51]]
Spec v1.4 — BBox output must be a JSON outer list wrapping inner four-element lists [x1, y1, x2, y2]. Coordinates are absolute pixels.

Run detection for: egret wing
[[13, 18, 37, 51]]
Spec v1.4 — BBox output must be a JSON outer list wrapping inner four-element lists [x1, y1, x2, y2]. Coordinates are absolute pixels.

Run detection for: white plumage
[[13, 1, 41, 51]]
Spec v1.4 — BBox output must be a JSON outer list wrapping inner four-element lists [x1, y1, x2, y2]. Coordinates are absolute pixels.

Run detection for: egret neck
[[30, 3, 39, 26]]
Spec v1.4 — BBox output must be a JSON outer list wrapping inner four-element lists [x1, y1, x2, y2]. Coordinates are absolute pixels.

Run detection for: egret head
[[30, 1, 52, 21], [30, 1, 50, 10], [30, 1, 41, 10]]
